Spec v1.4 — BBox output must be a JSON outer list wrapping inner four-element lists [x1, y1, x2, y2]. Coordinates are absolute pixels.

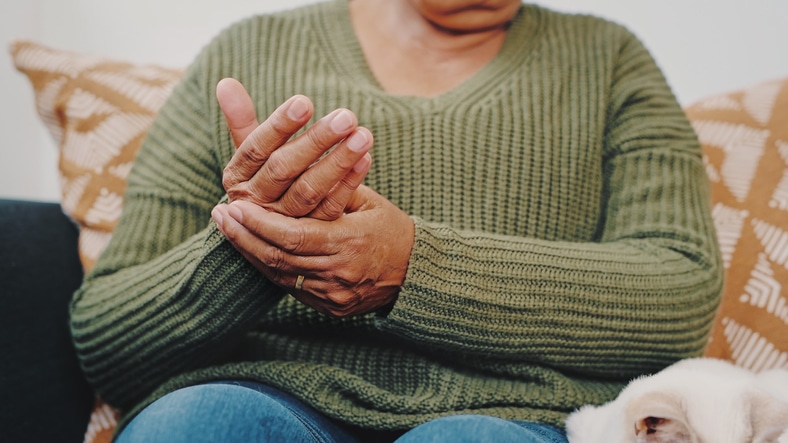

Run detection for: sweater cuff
[[375, 216, 462, 343]]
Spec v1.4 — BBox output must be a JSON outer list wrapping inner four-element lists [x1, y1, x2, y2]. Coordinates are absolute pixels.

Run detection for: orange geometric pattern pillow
[[10, 40, 182, 443], [10, 40, 182, 271], [686, 77, 788, 371]]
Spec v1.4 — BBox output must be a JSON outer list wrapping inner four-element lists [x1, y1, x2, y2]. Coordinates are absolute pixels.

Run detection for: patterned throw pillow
[[10, 40, 182, 443], [686, 77, 788, 371], [10, 40, 182, 271]]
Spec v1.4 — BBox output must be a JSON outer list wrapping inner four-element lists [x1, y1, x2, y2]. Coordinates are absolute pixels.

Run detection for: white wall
[[0, 0, 315, 202], [2, 0, 787, 201], [548, 0, 788, 106]]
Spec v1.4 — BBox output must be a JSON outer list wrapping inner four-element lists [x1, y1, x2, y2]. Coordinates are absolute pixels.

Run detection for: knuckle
[[326, 289, 359, 308], [303, 124, 332, 150], [293, 179, 324, 208], [264, 151, 297, 186], [329, 148, 361, 171], [312, 197, 344, 221], [335, 266, 363, 285], [239, 142, 268, 165], [266, 112, 294, 138], [300, 122, 343, 157], [223, 182, 252, 203], [222, 166, 237, 190], [260, 246, 287, 270], [274, 200, 305, 218], [280, 224, 307, 253]]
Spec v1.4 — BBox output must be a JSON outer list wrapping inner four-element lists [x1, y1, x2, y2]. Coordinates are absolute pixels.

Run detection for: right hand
[[212, 185, 414, 317], [216, 78, 373, 220]]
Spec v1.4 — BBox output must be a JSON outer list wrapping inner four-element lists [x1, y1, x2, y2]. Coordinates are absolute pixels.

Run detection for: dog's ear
[[627, 391, 693, 443], [749, 390, 788, 443]]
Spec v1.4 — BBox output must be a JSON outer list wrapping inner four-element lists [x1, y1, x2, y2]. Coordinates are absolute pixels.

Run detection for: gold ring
[[295, 275, 305, 291]]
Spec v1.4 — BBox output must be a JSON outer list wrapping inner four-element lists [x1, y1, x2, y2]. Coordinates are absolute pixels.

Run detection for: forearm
[[70, 194, 283, 410], [377, 145, 724, 379], [378, 217, 721, 378], [67, 43, 287, 408]]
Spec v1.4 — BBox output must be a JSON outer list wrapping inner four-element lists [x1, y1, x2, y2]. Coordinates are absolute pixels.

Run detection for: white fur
[[565, 358, 788, 443]]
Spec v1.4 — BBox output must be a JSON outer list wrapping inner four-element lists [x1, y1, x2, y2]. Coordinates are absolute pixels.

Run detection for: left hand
[[216, 79, 372, 220], [212, 185, 415, 317]]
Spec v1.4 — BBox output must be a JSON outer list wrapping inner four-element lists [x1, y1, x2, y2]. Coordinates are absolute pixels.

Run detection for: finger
[[222, 94, 314, 192], [213, 205, 337, 297], [213, 204, 385, 318], [246, 108, 359, 208], [285, 273, 331, 298], [277, 127, 373, 218], [216, 78, 258, 149], [309, 153, 372, 221], [279, 275, 358, 317], [224, 200, 339, 256], [214, 203, 334, 265], [344, 184, 379, 214]]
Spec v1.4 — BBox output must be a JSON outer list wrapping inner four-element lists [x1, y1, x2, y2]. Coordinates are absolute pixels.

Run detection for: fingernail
[[287, 96, 309, 120], [330, 109, 354, 133], [227, 204, 243, 223], [346, 130, 369, 152], [211, 207, 224, 231]]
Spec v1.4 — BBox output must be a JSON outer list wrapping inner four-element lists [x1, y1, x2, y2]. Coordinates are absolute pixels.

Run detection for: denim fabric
[[395, 415, 568, 443], [116, 381, 568, 443]]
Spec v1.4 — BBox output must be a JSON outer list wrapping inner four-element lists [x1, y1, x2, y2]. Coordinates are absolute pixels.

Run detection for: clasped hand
[[211, 79, 414, 317]]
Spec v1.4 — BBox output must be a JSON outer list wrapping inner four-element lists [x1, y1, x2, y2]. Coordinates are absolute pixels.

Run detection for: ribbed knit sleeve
[[69, 35, 284, 410], [375, 27, 724, 379]]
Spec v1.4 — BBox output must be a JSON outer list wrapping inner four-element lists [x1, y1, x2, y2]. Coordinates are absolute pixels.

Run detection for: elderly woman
[[70, 0, 724, 442]]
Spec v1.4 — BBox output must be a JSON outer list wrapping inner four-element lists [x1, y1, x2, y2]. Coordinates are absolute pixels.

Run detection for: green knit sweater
[[70, 0, 724, 433]]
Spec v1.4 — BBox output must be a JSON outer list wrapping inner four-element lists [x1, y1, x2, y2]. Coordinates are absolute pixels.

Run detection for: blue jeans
[[116, 381, 568, 443]]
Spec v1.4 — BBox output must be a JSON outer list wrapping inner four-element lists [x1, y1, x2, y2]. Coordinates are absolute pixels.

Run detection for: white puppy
[[565, 358, 788, 443]]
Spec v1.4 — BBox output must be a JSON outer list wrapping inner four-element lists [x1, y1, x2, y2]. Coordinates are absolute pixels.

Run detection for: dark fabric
[[0, 199, 93, 442]]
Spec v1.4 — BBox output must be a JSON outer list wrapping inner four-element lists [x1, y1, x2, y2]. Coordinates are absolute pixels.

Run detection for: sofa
[[3, 40, 787, 443], [0, 199, 95, 442]]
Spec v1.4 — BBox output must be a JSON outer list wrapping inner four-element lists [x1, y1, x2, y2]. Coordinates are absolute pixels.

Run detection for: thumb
[[216, 78, 259, 149]]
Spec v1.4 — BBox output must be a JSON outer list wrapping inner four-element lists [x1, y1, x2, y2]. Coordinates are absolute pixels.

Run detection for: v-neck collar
[[314, 0, 544, 113]]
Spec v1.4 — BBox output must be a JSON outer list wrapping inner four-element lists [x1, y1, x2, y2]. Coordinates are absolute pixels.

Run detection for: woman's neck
[[349, 0, 515, 97]]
